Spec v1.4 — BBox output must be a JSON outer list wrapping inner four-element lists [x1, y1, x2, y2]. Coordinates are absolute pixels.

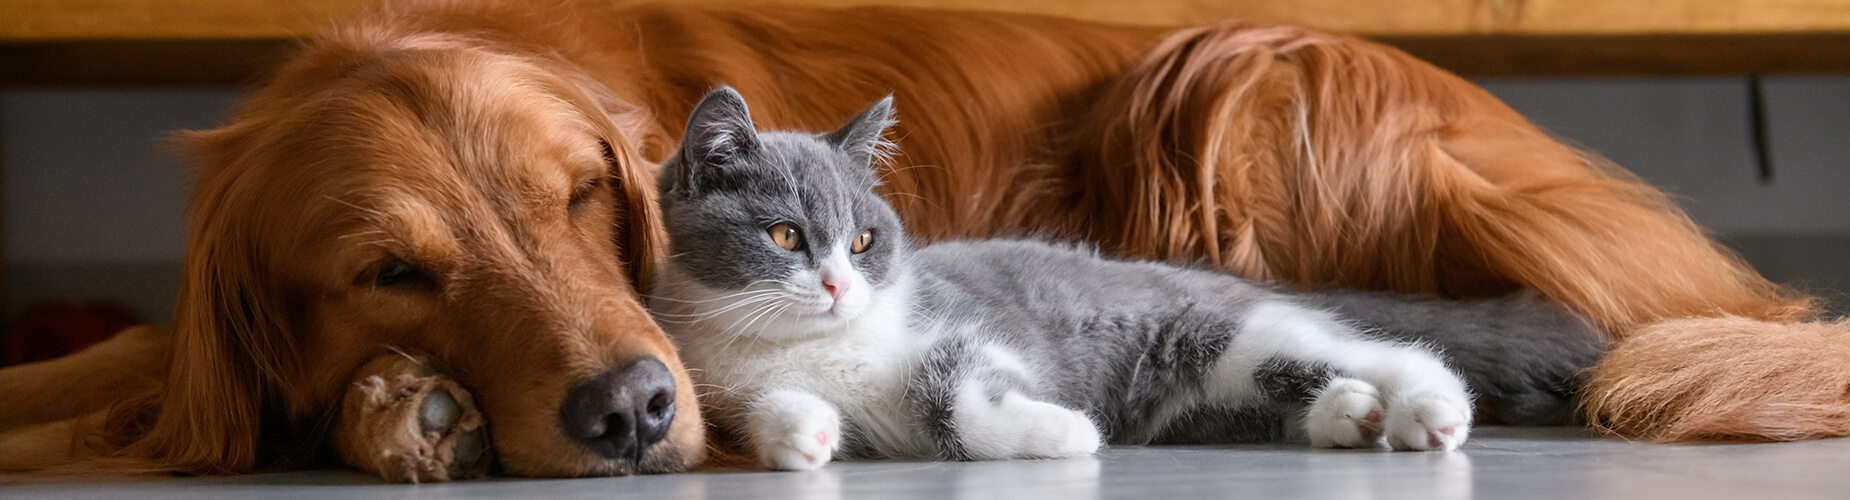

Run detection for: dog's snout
[[560, 356, 677, 460]]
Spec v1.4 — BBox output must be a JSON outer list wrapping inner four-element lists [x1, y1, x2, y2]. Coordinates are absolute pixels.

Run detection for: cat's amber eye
[[851, 230, 875, 254], [768, 222, 802, 250]]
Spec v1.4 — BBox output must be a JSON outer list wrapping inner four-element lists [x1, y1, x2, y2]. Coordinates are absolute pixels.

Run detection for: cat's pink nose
[[821, 277, 848, 303]]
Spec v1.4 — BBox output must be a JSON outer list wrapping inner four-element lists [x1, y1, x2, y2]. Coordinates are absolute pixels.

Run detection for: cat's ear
[[825, 95, 897, 167], [679, 86, 760, 192]]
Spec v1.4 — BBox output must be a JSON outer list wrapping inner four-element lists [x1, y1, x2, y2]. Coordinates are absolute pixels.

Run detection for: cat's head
[[657, 86, 905, 339]]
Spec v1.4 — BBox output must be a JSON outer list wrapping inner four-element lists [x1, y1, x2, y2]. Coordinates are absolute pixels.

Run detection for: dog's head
[[143, 29, 702, 476]]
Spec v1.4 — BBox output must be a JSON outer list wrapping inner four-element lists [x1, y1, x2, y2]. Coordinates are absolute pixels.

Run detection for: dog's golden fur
[[3, 0, 1846, 478]]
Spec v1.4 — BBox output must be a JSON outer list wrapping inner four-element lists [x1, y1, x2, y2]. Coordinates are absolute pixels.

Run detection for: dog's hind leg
[[0, 326, 168, 432], [333, 354, 491, 482]]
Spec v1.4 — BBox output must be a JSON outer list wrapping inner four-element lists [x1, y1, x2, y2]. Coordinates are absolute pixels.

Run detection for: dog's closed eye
[[568, 139, 621, 219], [370, 259, 435, 290], [568, 177, 605, 218]]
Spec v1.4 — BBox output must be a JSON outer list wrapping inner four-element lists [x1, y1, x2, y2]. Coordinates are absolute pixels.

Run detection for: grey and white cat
[[652, 87, 1604, 470]]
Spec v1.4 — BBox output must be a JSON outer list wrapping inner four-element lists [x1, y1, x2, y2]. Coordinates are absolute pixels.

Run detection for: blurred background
[[4, 0, 1847, 365]]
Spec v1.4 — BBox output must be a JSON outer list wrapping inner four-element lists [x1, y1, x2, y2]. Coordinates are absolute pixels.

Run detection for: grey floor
[[7, 428, 1850, 499]]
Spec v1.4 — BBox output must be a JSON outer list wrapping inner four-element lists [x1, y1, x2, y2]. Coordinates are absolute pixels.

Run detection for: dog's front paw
[[1306, 377, 1385, 448], [335, 355, 491, 482], [1384, 391, 1472, 451], [748, 390, 842, 471]]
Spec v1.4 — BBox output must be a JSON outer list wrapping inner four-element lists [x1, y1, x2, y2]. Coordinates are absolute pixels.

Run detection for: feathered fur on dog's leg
[[0, 326, 167, 432], [0, 326, 167, 472], [1076, 23, 1841, 441], [0, 421, 76, 471], [333, 354, 490, 483]]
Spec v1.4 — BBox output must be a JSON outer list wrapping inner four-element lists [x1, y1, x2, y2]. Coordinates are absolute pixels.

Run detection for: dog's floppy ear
[[554, 72, 670, 294], [675, 86, 760, 194], [825, 94, 897, 168], [111, 126, 297, 473], [602, 134, 667, 293]]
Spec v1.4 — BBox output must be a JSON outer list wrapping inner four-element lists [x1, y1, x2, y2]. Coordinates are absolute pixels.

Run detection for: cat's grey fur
[[652, 87, 1605, 469]]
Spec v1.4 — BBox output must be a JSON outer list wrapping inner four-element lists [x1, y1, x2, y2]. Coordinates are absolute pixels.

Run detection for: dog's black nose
[[560, 356, 677, 460]]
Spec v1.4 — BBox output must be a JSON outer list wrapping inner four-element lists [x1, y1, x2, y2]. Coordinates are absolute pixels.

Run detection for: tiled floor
[[7, 427, 1850, 499]]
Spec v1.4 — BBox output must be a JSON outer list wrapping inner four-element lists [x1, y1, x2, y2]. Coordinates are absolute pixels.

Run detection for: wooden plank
[[1383, 33, 1850, 76], [0, 41, 297, 87], [2, 0, 367, 40], [5, 0, 1850, 41], [5, 0, 1850, 82], [8, 33, 1850, 88], [762, 0, 1850, 35]]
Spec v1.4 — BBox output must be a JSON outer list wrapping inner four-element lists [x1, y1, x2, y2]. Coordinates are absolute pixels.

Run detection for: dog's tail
[[1073, 21, 1850, 441], [1584, 317, 1850, 441]]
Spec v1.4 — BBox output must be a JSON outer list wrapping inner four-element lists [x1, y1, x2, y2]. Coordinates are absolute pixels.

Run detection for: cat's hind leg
[[917, 340, 1100, 460], [1383, 389, 1472, 451], [953, 384, 1102, 460], [1304, 377, 1385, 448], [1210, 302, 1472, 451]]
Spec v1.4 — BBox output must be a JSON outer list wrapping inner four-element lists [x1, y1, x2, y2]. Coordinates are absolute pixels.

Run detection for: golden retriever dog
[[4, 0, 1847, 482], [0, 3, 703, 479]]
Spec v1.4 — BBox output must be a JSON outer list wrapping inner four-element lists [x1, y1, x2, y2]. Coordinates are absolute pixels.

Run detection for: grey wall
[[3, 89, 244, 323], [1479, 77, 1850, 305], [1478, 77, 1850, 235], [3, 77, 1847, 324]]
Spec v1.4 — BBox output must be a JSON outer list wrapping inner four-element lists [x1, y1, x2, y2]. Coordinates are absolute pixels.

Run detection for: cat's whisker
[[752, 303, 796, 334], [724, 303, 796, 348], [650, 295, 783, 321], [882, 191, 930, 203], [753, 278, 803, 288], [650, 301, 774, 316], [649, 296, 778, 316], [719, 300, 788, 338], [652, 301, 782, 320], [712, 304, 772, 338], [778, 164, 802, 198], [646, 288, 782, 305], [709, 304, 784, 354], [872, 160, 945, 184], [654, 301, 777, 322], [649, 290, 784, 310]]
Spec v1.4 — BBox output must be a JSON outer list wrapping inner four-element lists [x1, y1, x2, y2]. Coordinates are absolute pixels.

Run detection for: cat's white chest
[[726, 321, 915, 402], [667, 279, 905, 386], [656, 266, 930, 456]]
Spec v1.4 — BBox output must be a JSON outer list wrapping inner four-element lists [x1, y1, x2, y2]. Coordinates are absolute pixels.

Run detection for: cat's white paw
[[1020, 401, 1102, 459], [1305, 377, 1385, 448], [1384, 391, 1472, 451], [963, 392, 1101, 460], [748, 390, 843, 470]]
